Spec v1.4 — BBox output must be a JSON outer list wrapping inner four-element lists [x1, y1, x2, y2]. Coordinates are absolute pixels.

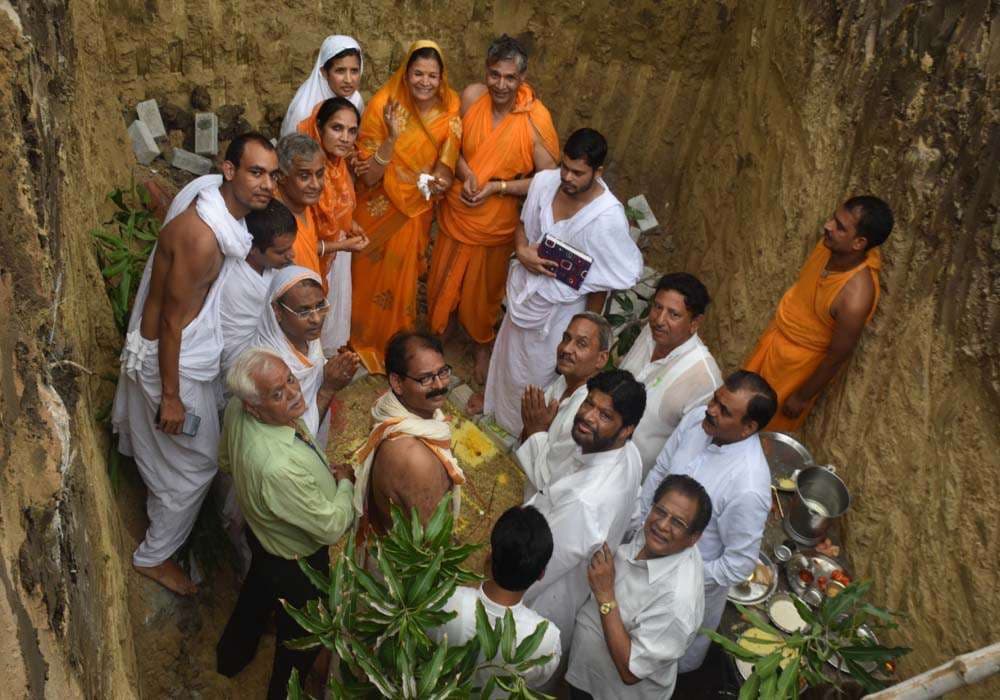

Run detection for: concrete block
[[170, 148, 213, 175], [127, 119, 160, 165], [194, 112, 219, 155], [136, 98, 167, 139], [449, 384, 475, 414], [629, 225, 642, 243], [627, 194, 659, 233]]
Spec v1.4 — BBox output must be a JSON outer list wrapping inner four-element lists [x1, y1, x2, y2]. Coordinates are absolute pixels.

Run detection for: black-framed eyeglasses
[[279, 300, 330, 320], [404, 365, 452, 388]]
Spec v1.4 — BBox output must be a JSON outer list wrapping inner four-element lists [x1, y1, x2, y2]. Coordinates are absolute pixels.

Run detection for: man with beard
[[112, 133, 278, 595], [353, 333, 466, 537], [634, 370, 776, 674], [483, 129, 643, 436], [274, 133, 327, 277], [517, 312, 612, 499], [220, 199, 298, 374], [618, 273, 722, 476], [520, 369, 646, 676]]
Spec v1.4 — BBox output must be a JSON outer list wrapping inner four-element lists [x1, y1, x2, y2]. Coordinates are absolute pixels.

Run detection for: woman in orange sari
[[297, 96, 369, 353], [351, 40, 462, 373]]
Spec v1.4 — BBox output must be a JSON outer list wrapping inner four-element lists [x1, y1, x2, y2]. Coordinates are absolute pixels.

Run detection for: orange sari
[[744, 239, 881, 431], [427, 84, 558, 343], [273, 189, 322, 277], [297, 102, 357, 284], [350, 41, 462, 373]]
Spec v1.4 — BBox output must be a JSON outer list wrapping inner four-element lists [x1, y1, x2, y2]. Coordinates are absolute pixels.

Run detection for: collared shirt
[[430, 585, 562, 695], [516, 374, 589, 500], [619, 328, 722, 476], [636, 406, 771, 671], [566, 535, 704, 699], [218, 397, 354, 559]]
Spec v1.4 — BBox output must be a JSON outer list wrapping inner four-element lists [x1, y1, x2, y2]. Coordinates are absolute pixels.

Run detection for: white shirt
[[430, 585, 562, 695], [619, 328, 722, 476], [516, 375, 589, 500], [523, 441, 643, 655], [566, 535, 705, 699], [636, 406, 771, 671], [219, 258, 274, 374]]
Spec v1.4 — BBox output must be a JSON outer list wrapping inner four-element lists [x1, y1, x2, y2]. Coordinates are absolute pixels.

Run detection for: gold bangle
[[499, 180, 507, 196], [373, 149, 391, 166]]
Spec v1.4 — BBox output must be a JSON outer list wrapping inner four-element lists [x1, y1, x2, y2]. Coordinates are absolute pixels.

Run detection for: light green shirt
[[219, 398, 354, 559]]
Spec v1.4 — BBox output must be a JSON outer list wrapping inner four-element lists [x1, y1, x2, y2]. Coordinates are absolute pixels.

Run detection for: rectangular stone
[[170, 148, 213, 175], [627, 194, 659, 233], [629, 225, 642, 243], [194, 112, 218, 155], [136, 98, 167, 139], [449, 384, 475, 414], [127, 119, 159, 165]]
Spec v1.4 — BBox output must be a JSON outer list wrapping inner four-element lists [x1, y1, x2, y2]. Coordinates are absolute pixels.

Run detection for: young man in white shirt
[[618, 272, 722, 476], [567, 474, 711, 699], [431, 505, 562, 694], [635, 370, 778, 673], [518, 312, 612, 499]]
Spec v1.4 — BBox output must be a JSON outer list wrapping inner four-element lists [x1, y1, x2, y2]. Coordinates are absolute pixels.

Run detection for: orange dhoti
[[427, 85, 558, 343], [744, 239, 881, 432]]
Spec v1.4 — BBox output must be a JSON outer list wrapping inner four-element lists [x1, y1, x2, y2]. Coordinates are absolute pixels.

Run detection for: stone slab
[[449, 383, 475, 414], [170, 148, 213, 175], [194, 112, 218, 155], [127, 119, 159, 165], [627, 194, 659, 233], [136, 99, 167, 139]]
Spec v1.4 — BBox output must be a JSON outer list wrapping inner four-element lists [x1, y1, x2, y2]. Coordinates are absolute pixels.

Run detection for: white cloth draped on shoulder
[[111, 174, 252, 568], [280, 35, 364, 137], [220, 260, 275, 374], [484, 169, 643, 435], [516, 374, 589, 500], [252, 265, 327, 438]]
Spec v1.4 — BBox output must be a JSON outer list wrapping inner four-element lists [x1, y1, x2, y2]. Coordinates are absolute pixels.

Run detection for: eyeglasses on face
[[280, 300, 331, 320], [404, 364, 452, 388]]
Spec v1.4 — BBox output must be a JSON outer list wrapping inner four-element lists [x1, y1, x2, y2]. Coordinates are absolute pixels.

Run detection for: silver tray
[[785, 552, 848, 605], [760, 432, 815, 490], [728, 551, 778, 606]]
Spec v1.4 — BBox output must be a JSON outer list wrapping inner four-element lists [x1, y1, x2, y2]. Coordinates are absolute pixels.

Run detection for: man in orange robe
[[273, 134, 325, 278], [744, 196, 894, 431], [428, 35, 559, 384]]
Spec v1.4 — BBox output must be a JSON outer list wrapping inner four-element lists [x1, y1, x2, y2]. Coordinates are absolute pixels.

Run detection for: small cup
[[802, 586, 823, 607], [773, 543, 793, 563]]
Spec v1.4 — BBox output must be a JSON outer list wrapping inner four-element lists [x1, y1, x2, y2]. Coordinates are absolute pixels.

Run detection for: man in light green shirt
[[215, 348, 354, 699]]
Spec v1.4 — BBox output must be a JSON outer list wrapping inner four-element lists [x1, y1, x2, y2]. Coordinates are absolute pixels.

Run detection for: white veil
[[280, 35, 364, 137]]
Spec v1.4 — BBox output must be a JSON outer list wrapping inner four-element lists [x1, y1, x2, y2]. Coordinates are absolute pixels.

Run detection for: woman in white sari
[[280, 35, 365, 136]]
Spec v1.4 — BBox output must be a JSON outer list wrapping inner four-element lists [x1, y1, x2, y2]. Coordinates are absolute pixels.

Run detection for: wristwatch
[[599, 600, 618, 616]]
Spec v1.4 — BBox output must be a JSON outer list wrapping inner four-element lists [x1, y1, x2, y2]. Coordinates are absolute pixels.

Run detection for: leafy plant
[[283, 495, 555, 699], [604, 289, 651, 362], [90, 178, 160, 333], [624, 204, 645, 225], [705, 581, 910, 699]]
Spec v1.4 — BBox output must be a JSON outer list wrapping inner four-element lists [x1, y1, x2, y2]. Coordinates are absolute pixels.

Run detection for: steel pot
[[783, 465, 850, 545]]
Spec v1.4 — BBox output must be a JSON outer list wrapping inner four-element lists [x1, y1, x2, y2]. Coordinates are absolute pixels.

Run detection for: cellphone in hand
[[155, 406, 201, 437]]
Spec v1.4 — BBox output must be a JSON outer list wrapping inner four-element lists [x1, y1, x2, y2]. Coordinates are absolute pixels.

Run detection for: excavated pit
[[1, 1, 998, 697]]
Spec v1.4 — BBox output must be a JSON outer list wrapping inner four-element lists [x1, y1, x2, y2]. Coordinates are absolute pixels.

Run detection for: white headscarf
[[252, 265, 327, 436], [280, 35, 364, 137]]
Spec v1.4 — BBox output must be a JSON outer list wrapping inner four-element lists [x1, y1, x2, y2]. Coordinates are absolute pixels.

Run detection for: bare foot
[[134, 559, 199, 596], [473, 343, 491, 386], [466, 391, 485, 416]]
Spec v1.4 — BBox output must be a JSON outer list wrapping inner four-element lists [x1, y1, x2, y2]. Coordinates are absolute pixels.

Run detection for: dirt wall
[[0, 0, 996, 697]]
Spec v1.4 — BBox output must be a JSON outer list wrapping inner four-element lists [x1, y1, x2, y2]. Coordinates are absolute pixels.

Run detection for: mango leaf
[[738, 671, 761, 700], [475, 600, 499, 660], [774, 656, 800, 699], [417, 638, 449, 696], [279, 599, 327, 636], [283, 633, 323, 651], [479, 676, 497, 699], [424, 495, 453, 546], [408, 548, 444, 605], [286, 668, 311, 700], [409, 505, 425, 546], [500, 608, 517, 663], [702, 628, 768, 661], [738, 603, 787, 638], [513, 619, 549, 665]]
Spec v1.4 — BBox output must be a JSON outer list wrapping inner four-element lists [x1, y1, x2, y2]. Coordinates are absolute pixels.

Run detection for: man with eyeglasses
[[567, 474, 710, 699], [353, 332, 466, 537]]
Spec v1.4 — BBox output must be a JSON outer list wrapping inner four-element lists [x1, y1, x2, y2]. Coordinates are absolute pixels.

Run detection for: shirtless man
[[354, 333, 465, 535], [112, 133, 279, 594]]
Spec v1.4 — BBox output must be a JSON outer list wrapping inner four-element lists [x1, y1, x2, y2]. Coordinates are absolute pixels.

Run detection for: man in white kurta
[[517, 311, 611, 500], [520, 370, 647, 668], [484, 129, 643, 436], [634, 370, 778, 672], [566, 474, 710, 699], [619, 273, 722, 475]]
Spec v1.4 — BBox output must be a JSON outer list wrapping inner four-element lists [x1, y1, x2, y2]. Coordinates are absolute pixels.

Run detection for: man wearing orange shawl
[[351, 40, 462, 374], [744, 196, 894, 431], [273, 134, 326, 278], [428, 35, 559, 383]]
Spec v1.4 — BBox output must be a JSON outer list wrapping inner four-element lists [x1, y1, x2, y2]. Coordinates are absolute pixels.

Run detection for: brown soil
[[1, 0, 997, 697]]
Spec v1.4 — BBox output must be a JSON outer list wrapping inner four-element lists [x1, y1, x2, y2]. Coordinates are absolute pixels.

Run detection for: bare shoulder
[[837, 266, 876, 318], [461, 83, 488, 113], [160, 207, 221, 261], [375, 435, 440, 471]]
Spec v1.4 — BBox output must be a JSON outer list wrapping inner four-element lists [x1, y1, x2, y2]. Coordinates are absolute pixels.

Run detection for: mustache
[[425, 387, 449, 399]]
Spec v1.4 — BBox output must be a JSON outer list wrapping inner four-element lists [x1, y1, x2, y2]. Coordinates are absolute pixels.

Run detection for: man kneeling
[[567, 475, 710, 699]]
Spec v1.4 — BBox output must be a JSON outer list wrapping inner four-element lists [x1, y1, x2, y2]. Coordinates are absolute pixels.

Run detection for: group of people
[[110, 30, 895, 698]]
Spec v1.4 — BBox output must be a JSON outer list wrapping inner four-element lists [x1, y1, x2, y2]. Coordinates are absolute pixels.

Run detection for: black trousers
[[216, 530, 328, 699]]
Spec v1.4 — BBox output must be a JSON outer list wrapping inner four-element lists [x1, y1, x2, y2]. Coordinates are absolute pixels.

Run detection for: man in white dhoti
[[520, 369, 646, 673], [518, 311, 611, 499], [483, 128, 643, 436], [634, 370, 777, 673], [219, 199, 297, 374], [280, 35, 364, 137], [111, 133, 279, 594], [618, 272, 723, 476]]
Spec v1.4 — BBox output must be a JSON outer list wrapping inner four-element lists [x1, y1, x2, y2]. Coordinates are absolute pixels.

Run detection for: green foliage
[[604, 289, 651, 362], [624, 204, 644, 225], [283, 494, 556, 699], [90, 178, 160, 334], [705, 581, 910, 699]]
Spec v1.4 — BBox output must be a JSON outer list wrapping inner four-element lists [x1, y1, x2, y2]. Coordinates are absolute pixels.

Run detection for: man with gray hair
[[215, 348, 354, 698], [274, 133, 327, 278], [427, 34, 559, 388], [517, 312, 612, 498]]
